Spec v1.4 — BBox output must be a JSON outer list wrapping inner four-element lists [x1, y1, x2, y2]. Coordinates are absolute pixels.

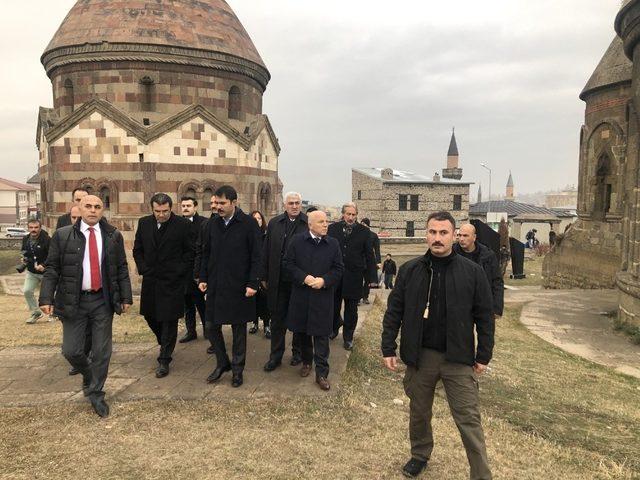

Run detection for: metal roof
[[470, 200, 560, 217], [353, 168, 472, 185]]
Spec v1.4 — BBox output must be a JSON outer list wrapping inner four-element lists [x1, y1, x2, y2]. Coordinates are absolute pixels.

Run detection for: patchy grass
[[0, 293, 155, 347], [506, 254, 545, 287], [613, 316, 640, 345], [0, 298, 638, 479], [0, 250, 21, 276]]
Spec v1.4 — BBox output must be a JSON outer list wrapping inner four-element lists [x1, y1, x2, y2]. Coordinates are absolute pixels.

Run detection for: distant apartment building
[[0, 178, 39, 227]]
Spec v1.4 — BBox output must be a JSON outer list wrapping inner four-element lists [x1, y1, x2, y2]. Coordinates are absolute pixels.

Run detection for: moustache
[[432, 242, 444, 247]]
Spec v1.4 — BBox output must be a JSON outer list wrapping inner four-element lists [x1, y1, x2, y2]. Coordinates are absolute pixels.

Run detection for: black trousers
[[269, 281, 301, 363], [333, 287, 359, 342], [145, 316, 179, 365], [61, 292, 112, 400], [384, 273, 394, 289], [362, 277, 371, 301], [208, 323, 247, 374], [295, 333, 330, 378], [184, 286, 206, 335]]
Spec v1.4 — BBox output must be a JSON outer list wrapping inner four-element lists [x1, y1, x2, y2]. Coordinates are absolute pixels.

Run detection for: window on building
[[399, 194, 408, 211], [357, 190, 362, 200], [453, 194, 462, 211], [185, 188, 197, 199], [406, 221, 415, 238], [19, 209, 27, 220], [99, 187, 111, 210], [64, 79, 74, 112], [228, 86, 241, 120], [410, 194, 419, 211], [140, 76, 155, 112], [594, 153, 613, 219], [258, 183, 271, 213], [604, 184, 612, 213]]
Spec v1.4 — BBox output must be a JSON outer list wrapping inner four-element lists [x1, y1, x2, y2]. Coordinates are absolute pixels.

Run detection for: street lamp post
[[480, 163, 492, 217]]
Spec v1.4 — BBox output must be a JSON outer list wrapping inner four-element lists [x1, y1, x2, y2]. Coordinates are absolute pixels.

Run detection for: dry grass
[[0, 294, 155, 347], [0, 250, 21, 276], [0, 298, 638, 479], [506, 253, 545, 287]]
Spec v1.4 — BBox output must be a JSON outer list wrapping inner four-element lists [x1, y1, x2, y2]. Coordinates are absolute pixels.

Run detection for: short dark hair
[[250, 210, 267, 233], [306, 206, 318, 213], [150, 192, 173, 208], [27, 217, 41, 226], [386, 253, 392, 257], [71, 187, 89, 198], [215, 185, 237, 201], [180, 196, 198, 207], [361, 217, 370, 226], [426, 211, 456, 231]]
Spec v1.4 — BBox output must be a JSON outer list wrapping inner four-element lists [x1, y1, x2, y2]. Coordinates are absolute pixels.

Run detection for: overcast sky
[[0, 0, 625, 205]]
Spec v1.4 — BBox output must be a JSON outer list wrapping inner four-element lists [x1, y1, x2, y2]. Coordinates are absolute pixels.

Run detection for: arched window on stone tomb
[[228, 86, 241, 120], [64, 79, 74, 112], [258, 183, 271, 214], [99, 186, 111, 210], [139, 76, 155, 112], [593, 154, 613, 220]]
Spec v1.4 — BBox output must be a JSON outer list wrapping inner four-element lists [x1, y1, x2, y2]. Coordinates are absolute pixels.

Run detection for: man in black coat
[[179, 196, 207, 343], [260, 192, 307, 372], [40, 195, 132, 418], [381, 211, 494, 479], [133, 193, 194, 379], [381, 253, 397, 289], [327, 203, 377, 350], [22, 218, 50, 324], [199, 185, 262, 388], [283, 211, 343, 391], [56, 187, 89, 229], [454, 223, 504, 318], [360, 218, 381, 305]]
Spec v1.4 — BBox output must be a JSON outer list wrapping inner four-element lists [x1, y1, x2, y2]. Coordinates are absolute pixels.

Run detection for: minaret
[[442, 128, 463, 180], [505, 171, 514, 200], [477, 184, 483, 203]]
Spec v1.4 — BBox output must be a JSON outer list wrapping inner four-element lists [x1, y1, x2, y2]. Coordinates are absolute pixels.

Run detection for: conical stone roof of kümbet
[[580, 36, 632, 100]]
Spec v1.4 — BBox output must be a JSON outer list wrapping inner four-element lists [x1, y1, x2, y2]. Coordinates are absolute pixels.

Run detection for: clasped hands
[[304, 275, 325, 289], [198, 282, 257, 298]]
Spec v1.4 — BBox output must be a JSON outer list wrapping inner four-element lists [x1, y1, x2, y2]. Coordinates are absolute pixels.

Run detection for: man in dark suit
[[133, 193, 194, 378], [283, 211, 343, 391], [179, 196, 207, 343], [261, 192, 307, 372], [327, 203, 377, 350], [360, 217, 381, 305], [199, 185, 262, 388], [40, 195, 132, 418], [56, 187, 89, 229]]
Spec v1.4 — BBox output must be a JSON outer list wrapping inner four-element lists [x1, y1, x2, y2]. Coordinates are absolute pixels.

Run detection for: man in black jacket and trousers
[[455, 223, 504, 318], [283, 211, 343, 391], [382, 211, 494, 479], [56, 187, 89, 229], [22, 218, 50, 324], [199, 185, 262, 388], [40, 195, 132, 418], [360, 217, 380, 305], [179, 196, 207, 343], [327, 203, 377, 350], [261, 192, 307, 372], [133, 193, 193, 379]]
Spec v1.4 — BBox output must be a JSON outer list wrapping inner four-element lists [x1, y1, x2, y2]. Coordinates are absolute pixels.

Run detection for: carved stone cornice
[[41, 43, 271, 91]]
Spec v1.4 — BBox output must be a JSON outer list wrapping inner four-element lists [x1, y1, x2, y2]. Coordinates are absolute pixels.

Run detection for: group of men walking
[[32, 185, 503, 479]]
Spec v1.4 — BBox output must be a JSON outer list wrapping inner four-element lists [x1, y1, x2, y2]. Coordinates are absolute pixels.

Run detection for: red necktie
[[88, 227, 102, 290]]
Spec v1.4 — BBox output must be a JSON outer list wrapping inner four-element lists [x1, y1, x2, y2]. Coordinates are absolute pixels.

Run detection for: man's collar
[[80, 220, 98, 232]]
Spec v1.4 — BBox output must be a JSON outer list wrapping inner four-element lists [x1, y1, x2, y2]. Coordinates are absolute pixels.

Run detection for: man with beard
[[40, 195, 132, 418], [261, 192, 307, 372], [199, 185, 262, 387], [381, 211, 494, 479], [327, 203, 377, 350], [22, 218, 50, 324], [133, 193, 193, 378], [179, 196, 207, 343]]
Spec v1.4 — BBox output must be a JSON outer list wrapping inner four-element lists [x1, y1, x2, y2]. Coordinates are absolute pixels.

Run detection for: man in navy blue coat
[[283, 211, 344, 391]]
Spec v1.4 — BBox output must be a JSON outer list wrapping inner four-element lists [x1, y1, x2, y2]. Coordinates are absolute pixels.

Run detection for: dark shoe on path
[[179, 331, 197, 343], [155, 363, 169, 378], [343, 340, 354, 351], [315, 376, 330, 391], [206, 345, 215, 354], [69, 366, 80, 376], [290, 356, 302, 367], [231, 372, 243, 388], [263, 359, 281, 372], [300, 364, 312, 377], [264, 326, 271, 339], [249, 322, 259, 334], [206, 364, 231, 383], [90, 397, 110, 418], [402, 458, 427, 478]]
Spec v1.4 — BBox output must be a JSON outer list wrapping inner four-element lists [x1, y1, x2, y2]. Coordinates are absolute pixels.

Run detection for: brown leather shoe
[[300, 364, 312, 377], [316, 376, 330, 391]]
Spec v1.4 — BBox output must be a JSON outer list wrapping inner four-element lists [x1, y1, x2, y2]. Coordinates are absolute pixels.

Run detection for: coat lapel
[[157, 213, 175, 250]]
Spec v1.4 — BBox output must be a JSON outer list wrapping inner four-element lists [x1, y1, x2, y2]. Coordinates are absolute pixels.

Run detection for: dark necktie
[[315, 237, 321, 245], [88, 227, 101, 290]]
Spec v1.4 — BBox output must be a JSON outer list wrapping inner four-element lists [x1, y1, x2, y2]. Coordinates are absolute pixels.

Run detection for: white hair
[[341, 202, 358, 214], [283, 191, 302, 202]]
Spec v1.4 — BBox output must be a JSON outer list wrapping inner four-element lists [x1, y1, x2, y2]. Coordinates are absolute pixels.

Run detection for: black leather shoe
[[155, 363, 169, 378], [402, 458, 427, 478], [206, 364, 231, 383], [69, 366, 80, 376], [179, 331, 197, 343], [329, 320, 344, 340], [206, 345, 215, 354], [82, 374, 92, 397], [249, 322, 259, 334], [343, 341, 354, 351], [263, 359, 281, 372], [264, 326, 271, 339], [90, 397, 110, 418], [231, 372, 243, 388], [290, 356, 302, 366]]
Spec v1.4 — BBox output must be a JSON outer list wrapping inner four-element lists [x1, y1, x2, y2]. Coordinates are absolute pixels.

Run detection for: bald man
[[454, 224, 504, 317], [282, 211, 344, 390], [40, 195, 133, 418]]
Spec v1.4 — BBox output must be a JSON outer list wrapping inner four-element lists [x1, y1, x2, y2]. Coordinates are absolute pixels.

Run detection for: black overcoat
[[185, 212, 206, 293], [327, 221, 377, 300], [133, 213, 194, 322], [260, 212, 308, 314], [200, 208, 262, 325], [283, 232, 344, 336]]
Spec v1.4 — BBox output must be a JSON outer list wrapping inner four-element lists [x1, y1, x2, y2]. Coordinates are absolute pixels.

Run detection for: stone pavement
[[506, 286, 640, 379], [0, 299, 377, 407]]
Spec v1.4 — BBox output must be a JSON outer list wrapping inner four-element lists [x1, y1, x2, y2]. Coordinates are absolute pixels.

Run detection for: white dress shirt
[[80, 220, 103, 291]]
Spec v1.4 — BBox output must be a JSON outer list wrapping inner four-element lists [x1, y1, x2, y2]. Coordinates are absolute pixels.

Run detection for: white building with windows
[[0, 178, 38, 228]]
